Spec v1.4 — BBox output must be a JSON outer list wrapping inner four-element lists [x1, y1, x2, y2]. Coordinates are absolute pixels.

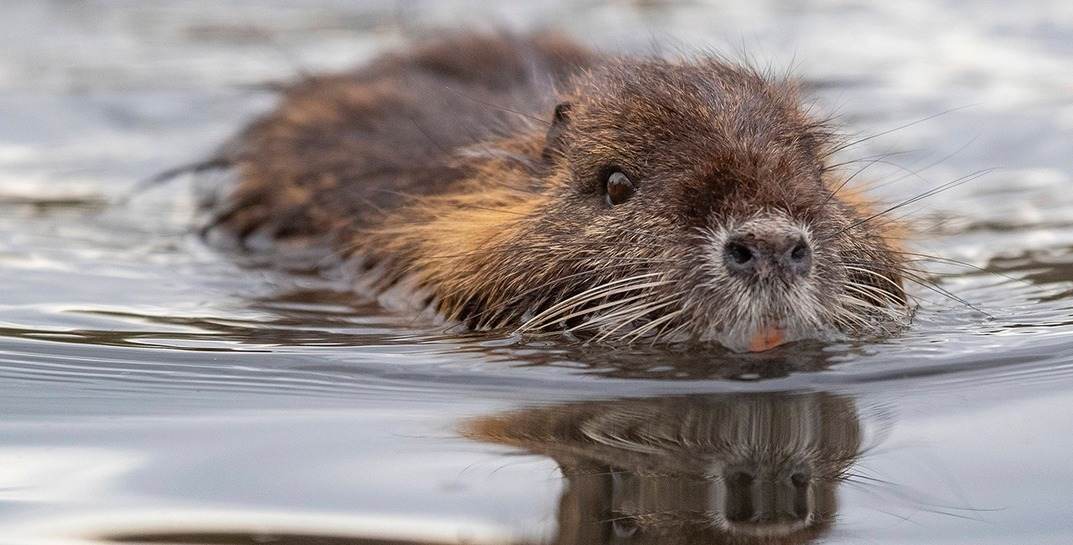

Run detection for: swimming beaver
[[204, 33, 909, 352]]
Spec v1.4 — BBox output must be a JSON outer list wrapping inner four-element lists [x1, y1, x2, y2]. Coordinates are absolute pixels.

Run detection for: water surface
[[2, 1, 1073, 544]]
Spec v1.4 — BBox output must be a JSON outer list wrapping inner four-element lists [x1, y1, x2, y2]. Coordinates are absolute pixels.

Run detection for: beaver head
[[521, 59, 908, 350], [358, 56, 908, 352]]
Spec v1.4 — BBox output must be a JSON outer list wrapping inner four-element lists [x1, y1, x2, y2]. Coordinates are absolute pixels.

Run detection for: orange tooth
[[747, 326, 785, 352]]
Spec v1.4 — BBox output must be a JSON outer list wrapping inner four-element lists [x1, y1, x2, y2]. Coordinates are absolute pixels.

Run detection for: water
[[2, 1, 1072, 543]]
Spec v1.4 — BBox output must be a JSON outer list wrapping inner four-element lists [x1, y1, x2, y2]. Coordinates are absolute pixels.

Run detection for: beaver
[[464, 393, 864, 544], [202, 33, 909, 352]]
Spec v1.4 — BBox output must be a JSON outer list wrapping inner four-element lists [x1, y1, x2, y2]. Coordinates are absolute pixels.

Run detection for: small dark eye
[[605, 171, 636, 205]]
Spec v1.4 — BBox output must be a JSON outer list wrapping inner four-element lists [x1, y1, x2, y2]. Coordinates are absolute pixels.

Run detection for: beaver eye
[[605, 171, 636, 205]]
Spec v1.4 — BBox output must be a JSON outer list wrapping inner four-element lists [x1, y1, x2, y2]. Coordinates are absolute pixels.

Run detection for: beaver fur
[[204, 33, 908, 351]]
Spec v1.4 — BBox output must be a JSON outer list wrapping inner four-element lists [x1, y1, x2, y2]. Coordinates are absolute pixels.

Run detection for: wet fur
[[207, 33, 908, 349]]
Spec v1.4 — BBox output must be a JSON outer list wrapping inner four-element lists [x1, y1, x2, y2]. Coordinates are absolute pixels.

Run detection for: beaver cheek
[[746, 325, 787, 352]]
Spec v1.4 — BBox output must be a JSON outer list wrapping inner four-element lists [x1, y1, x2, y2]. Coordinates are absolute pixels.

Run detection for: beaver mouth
[[513, 279, 834, 351], [510, 253, 908, 350], [511, 275, 907, 351], [745, 324, 788, 352], [704, 279, 911, 353], [702, 318, 822, 353]]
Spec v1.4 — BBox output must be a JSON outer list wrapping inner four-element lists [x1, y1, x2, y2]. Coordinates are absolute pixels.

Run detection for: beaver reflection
[[464, 393, 862, 545]]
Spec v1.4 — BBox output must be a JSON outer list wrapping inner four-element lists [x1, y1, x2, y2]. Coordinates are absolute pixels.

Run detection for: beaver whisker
[[825, 155, 941, 200], [840, 276, 905, 307], [833, 168, 994, 239], [842, 265, 909, 296], [458, 261, 672, 325], [839, 260, 929, 288], [850, 260, 983, 314], [532, 290, 659, 331], [588, 307, 676, 343], [412, 249, 673, 264], [820, 105, 975, 159], [621, 309, 686, 343], [518, 279, 675, 333], [843, 285, 908, 315], [800, 287, 829, 331], [568, 293, 680, 333], [822, 149, 916, 173], [841, 284, 908, 317], [654, 318, 692, 344], [890, 250, 1028, 285], [835, 291, 906, 330], [832, 158, 943, 200], [596, 510, 714, 526], [586, 296, 681, 342], [649, 310, 690, 343], [516, 273, 668, 331], [356, 240, 676, 262], [820, 155, 896, 207], [486, 240, 676, 253], [868, 136, 981, 193], [832, 296, 886, 331]]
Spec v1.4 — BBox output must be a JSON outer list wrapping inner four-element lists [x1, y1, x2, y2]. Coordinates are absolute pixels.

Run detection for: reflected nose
[[723, 231, 812, 280], [724, 467, 813, 526]]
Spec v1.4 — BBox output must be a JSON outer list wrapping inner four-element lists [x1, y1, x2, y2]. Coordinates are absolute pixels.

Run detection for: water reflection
[[488, 343, 835, 380], [95, 393, 868, 545], [107, 533, 476, 545], [465, 392, 865, 544]]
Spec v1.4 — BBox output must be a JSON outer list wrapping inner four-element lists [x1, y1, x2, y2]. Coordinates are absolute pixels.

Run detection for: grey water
[[1, 1, 1072, 543]]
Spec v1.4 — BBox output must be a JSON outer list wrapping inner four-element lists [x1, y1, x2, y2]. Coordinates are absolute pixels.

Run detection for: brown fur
[[207, 33, 908, 350]]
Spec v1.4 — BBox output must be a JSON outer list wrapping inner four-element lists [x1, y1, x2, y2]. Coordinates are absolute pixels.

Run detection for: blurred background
[[3, 0, 1071, 198]]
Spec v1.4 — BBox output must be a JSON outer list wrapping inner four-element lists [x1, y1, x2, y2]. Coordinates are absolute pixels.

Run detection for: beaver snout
[[723, 465, 813, 535], [723, 230, 813, 281]]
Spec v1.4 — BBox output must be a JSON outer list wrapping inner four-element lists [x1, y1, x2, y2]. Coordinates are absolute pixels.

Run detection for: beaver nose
[[723, 467, 813, 526], [723, 232, 812, 280]]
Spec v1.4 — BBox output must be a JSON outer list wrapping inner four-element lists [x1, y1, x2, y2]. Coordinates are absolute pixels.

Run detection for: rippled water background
[[2, 1, 1073, 543]]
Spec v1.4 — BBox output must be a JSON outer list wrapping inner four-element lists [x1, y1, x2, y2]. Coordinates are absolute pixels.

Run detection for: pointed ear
[[542, 102, 572, 162]]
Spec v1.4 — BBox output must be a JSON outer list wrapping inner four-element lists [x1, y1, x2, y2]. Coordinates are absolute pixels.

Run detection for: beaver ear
[[542, 102, 572, 162], [552, 102, 572, 123]]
